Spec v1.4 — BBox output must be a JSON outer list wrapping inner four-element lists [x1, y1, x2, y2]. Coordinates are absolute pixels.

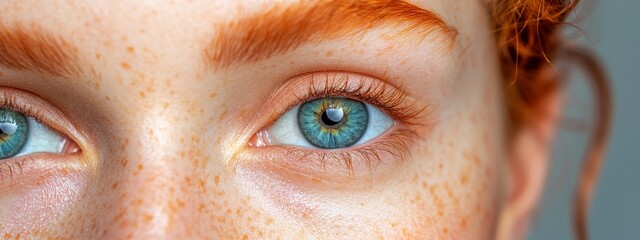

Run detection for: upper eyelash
[[289, 71, 430, 125], [0, 91, 45, 124]]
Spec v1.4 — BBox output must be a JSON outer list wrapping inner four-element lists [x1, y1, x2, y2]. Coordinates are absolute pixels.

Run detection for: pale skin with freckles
[[0, 0, 559, 239]]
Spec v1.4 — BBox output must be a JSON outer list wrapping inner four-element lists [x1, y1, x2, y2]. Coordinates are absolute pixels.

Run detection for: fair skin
[[0, 0, 558, 239]]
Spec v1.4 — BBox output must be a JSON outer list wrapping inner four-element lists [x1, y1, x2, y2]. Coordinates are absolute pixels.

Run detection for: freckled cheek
[[0, 163, 89, 232], [236, 165, 421, 238]]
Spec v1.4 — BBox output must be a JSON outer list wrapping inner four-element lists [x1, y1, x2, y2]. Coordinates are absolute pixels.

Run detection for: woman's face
[[0, 0, 527, 238]]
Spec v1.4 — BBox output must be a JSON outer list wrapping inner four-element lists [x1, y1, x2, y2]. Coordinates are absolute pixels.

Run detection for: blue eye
[[0, 108, 67, 160], [268, 97, 394, 149], [298, 98, 368, 149], [0, 109, 29, 158]]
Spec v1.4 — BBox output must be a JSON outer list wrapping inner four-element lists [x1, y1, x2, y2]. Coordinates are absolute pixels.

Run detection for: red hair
[[490, 0, 611, 239]]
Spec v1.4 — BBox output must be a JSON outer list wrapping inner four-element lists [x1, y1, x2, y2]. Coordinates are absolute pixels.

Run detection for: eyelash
[[249, 72, 429, 176], [0, 95, 41, 183], [287, 71, 429, 125], [0, 92, 46, 123], [0, 89, 79, 184]]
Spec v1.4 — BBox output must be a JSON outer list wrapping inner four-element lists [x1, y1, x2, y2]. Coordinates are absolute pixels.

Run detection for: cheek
[[0, 159, 91, 236], [400, 117, 503, 238], [236, 166, 425, 239], [401, 77, 506, 238]]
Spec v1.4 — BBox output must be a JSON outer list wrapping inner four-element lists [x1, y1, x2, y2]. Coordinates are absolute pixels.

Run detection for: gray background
[[529, 0, 639, 239]]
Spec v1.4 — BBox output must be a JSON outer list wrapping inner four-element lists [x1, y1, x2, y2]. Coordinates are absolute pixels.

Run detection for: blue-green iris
[[0, 108, 28, 159], [298, 97, 368, 149]]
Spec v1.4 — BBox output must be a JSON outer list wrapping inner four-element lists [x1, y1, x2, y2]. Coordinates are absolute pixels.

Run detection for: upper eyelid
[[0, 87, 88, 154], [281, 72, 430, 125], [241, 71, 430, 141]]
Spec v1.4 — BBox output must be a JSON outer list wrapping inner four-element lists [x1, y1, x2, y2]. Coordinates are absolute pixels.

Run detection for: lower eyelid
[[0, 154, 90, 232], [0, 153, 85, 189], [239, 127, 418, 182]]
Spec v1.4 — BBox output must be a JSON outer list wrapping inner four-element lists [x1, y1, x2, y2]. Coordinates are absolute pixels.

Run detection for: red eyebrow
[[0, 23, 81, 77], [205, 0, 458, 70]]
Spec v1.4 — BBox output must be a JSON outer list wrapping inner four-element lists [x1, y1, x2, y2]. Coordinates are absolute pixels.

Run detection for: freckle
[[483, 131, 490, 143], [127, 46, 135, 53], [0, 71, 3, 77], [96, 53, 101, 59], [137, 164, 144, 171], [121, 62, 131, 70], [177, 200, 186, 208], [209, 92, 218, 98], [469, 114, 477, 123], [442, 227, 448, 234], [105, 95, 111, 101], [139, 91, 146, 98], [485, 167, 493, 178], [214, 175, 220, 185], [218, 110, 228, 121], [460, 174, 468, 185], [325, 50, 334, 57], [111, 182, 119, 189], [143, 214, 154, 223]]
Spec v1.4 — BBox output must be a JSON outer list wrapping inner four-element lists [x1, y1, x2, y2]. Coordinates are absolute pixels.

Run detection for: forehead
[[0, 0, 466, 32], [0, 0, 481, 72]]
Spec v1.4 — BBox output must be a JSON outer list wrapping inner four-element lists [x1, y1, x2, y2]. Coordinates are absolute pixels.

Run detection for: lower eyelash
[[0, 157, 34, 184], [275, 128, 419, 176]]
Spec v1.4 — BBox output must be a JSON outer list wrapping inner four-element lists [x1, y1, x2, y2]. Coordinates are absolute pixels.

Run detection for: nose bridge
[[105, 107, 207, 238]]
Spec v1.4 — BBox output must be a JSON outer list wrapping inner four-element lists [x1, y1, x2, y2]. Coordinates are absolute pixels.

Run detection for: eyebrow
[[205, 0, 458, 70], [0, 23, 81, 77]]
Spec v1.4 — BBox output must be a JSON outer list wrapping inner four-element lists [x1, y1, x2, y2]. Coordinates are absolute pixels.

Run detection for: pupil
[[321, 108, 344, 126]]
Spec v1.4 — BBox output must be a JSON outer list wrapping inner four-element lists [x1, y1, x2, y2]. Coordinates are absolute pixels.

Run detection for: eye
[[0, 108, 70, 160], [267, 97, 393, 149], [245, 72, 428, 177]]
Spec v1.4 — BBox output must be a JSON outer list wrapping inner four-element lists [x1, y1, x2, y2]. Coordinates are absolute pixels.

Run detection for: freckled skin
[[0, 0, 517, 239]]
